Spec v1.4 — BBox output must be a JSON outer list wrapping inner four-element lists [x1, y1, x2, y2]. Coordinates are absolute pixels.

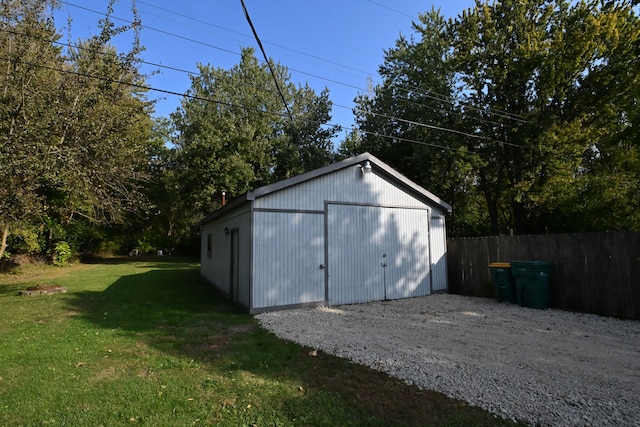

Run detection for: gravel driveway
[[256, 294, 640, 427]]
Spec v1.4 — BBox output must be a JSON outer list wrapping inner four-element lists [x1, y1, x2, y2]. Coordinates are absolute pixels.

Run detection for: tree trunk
[[484, 192, 500, 236], [0, 224, 9, 260], [478, 170, 501, 236]]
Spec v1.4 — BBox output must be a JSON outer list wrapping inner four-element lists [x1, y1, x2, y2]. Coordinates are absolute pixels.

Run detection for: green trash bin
[[489, 262, 517, 304], [510, 261, 552, 309]]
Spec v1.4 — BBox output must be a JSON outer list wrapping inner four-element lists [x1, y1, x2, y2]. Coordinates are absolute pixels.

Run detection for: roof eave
[[198, 194, 251, 226], [200, 152, 452, 226]]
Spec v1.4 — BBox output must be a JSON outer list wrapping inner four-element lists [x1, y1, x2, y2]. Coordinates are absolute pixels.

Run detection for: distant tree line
[[343, 0, 640, 236], [1, 0, 638, 263]]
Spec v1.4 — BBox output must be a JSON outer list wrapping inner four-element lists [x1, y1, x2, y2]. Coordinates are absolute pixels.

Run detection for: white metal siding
[[327, 204, 431, 305], [328, 205, 385, 305], [430, 215, 448, 292], [385, 207, 431, 299], [255, 167, 427, 211], [200, 208, 252, 308], [252, 211, 325, 309]]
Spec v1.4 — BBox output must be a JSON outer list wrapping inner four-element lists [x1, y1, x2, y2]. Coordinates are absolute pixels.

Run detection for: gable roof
[[200, 152, 452, 225]]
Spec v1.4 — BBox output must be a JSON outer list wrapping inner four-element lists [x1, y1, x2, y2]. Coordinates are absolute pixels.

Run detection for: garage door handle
[[319, 264, 325, 269]]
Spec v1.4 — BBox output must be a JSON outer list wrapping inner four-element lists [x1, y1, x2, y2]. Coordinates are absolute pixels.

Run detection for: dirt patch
[[19, 284, 67, 296]]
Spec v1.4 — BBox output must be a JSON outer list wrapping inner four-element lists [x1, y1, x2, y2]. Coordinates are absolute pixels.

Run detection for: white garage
[[200, 152, 451, 313]]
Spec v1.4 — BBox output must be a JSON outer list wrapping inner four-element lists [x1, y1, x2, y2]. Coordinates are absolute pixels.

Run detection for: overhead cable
[[58, 0, 529, 126], [0, 54, 484, 156], [3, 25, 519, 150], [239, 0, 295, 125]]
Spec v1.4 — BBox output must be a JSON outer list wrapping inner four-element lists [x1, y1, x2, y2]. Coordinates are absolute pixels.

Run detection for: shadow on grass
[[63, 261, 523, 427], [79, 254, 198, 266], [64, 265, 241, 333], [0, 260, 20, 274], [0, 281, 22, 295]]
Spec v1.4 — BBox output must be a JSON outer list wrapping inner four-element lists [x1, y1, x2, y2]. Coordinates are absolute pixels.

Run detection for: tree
[[451, 0, 640, 234], [0, 0, 154, 259], [0, 0, 61, 258], [346, 0, 640, 236], [133, 117, 195, 253], [344, 8, 490, 236], [273, 85, 338, 179], [172, 48, 339, 237]]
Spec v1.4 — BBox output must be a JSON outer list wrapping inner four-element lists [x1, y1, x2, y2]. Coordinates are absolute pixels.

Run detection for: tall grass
[[0, 257, 524, 426]]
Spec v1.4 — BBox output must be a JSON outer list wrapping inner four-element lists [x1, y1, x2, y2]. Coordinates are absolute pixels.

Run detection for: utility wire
[[0, 27, 282, 100], [60, 1, 240, 58], [356, 126, 474, 155], [355, 108, 521, 147], [28, 2, 526, 152], [0, 53, 484, 156], [367, 0, 415, 19], [239, 0, 295, 125], [135, 0, 370, 79], [392, 82, 529, 123], [3, 25, 519, 149], [0, 54, 290, 120], [58, 0, 529, 126]]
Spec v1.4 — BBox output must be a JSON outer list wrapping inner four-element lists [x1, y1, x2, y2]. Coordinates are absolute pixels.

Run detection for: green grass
[[0, 257, 526, 426]]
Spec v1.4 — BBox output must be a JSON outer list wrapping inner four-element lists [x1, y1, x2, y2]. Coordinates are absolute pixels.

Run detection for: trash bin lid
[[510, 260, 551, 267], [489, 262, 511, 268]]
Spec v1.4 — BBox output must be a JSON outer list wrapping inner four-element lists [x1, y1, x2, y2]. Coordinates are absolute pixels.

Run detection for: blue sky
[[54, 1, 475, 141]]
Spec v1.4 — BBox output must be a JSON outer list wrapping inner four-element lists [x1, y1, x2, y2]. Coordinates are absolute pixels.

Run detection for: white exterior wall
[[200, 206, 252, 308], [429, 215, 448, 292], [254, 166, 427, 211], [252, 211, 325, 309]]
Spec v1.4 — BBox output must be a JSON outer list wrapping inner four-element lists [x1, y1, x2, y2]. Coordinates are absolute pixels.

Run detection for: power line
[[58, 1, 369, 95], [57, 0, 529, 126], [355, 126, 477, 155], [0, 26, 286, 103], [0, 53, 291, 120], [55, 23, 518, 132], [239, 0, 294, 125], [11, 3, 528, 153], [134, 0, 371, 80], [355, 108, 521, 147], [0, 53, 488, 157], [60, 1, 241, 58], [2, 21, 520, 151], [391, 82, 529, 123], [367, 0, 415, 19]]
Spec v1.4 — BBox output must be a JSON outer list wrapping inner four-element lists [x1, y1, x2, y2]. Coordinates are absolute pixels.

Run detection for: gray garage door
[[327, 203, 431, 305]]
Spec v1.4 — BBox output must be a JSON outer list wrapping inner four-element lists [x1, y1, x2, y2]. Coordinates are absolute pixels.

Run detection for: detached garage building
[[200, 152, 451, 313]]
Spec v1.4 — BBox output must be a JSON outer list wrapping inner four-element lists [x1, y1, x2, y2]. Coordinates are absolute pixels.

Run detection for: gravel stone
[[256, 294, 640, 426]]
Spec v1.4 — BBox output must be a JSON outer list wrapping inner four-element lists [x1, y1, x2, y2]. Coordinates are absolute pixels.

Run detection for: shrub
[[51, 241, 73, 266]]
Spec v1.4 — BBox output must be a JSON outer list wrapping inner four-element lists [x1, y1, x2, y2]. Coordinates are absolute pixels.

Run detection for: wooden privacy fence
[[446, 232, 640, 320]]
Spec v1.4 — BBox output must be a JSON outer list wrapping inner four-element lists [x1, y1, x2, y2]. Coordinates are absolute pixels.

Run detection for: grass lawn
[[0, 257, 525, 426]]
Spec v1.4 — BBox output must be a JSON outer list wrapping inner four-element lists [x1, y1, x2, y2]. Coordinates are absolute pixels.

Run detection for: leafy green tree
[[0, 0, 62, 258], [0, 0, 154, 259], [273, 85, 338, 179], [451, 0, 640, 233], [347, 0, 640, 236], [172, 48, 338, 237], [130, 117, 195, 254], [344, 9, 488, 236]]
